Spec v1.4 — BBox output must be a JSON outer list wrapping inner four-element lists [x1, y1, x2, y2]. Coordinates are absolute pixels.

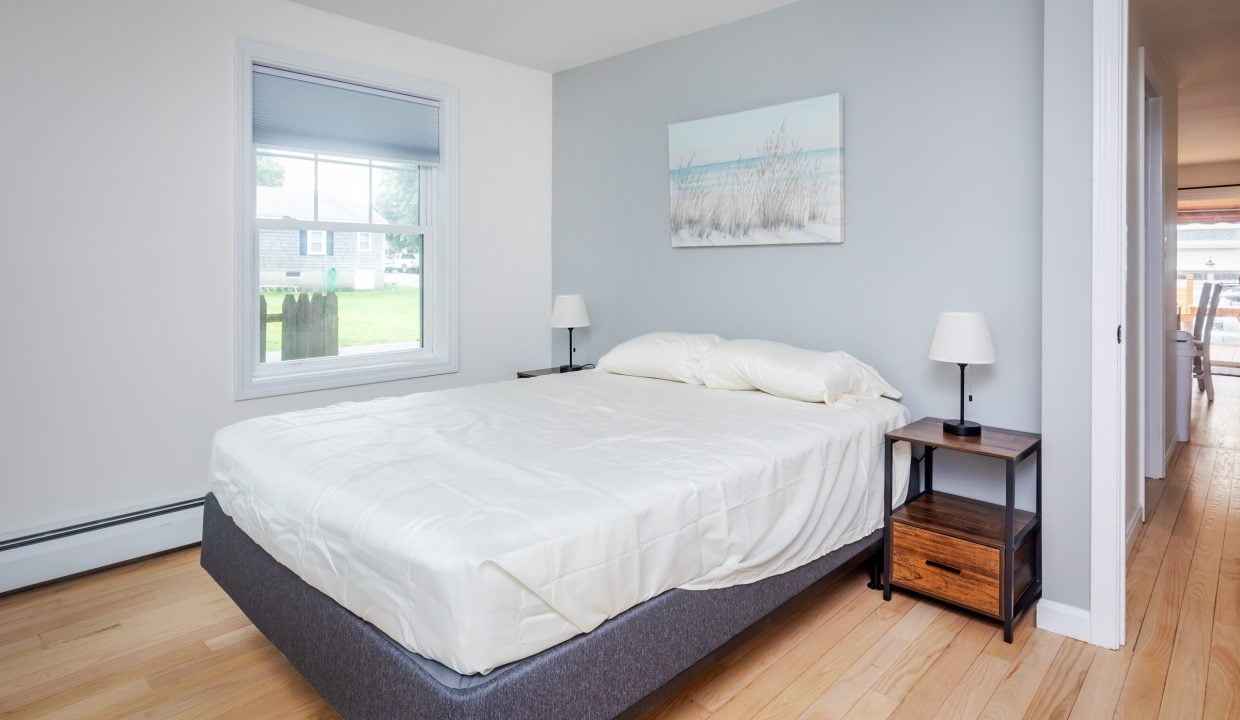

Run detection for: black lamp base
[[943, 419, 982, 437], [558, 364, 585, 373]]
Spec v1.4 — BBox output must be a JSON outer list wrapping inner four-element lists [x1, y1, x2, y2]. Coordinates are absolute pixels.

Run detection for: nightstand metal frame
[[881, 432, 1043, 643]]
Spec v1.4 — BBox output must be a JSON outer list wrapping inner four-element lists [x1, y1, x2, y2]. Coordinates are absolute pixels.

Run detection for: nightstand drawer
[[891, 521, 1001, 617]]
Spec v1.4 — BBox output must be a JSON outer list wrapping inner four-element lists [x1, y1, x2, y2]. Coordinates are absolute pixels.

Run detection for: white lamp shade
[[928, 312, 996, 365], [550, 294, 590, 328]]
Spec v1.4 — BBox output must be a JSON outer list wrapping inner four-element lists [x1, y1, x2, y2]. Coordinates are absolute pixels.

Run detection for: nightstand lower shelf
[[888, 492, 1038, 621]]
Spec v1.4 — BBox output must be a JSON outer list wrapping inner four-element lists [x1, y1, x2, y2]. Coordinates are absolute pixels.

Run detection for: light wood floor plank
[[1069, 444, 1199, 719], [1203, 489, 1240, 718], [835, 608, 969, 719], [743, 595, 915, 720], [886, 619, 996, 719], [1113, 445, 1216, 720], [1020, 638, 1096, 720], [1157, 477, 1229, 720], [790, 601, 943, 720], [687, 573, 869, 711]]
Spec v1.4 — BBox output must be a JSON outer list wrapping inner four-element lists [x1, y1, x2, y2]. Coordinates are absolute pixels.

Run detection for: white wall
[[0, 0, 553, 537], [1124, 3, 1179, 534]]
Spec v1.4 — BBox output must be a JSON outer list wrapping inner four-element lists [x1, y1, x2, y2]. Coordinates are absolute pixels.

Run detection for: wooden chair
[[1190, 282, 1212, 385], [1192, 282, 1213, 342], [1194, 283, 1223, 402]]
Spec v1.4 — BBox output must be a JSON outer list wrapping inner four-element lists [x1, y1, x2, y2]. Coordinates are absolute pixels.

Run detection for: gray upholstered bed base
[[201, 493, 882, 719]]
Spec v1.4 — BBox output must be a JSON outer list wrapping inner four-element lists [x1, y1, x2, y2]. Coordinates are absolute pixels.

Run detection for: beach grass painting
[[668, 94, 842, 247]]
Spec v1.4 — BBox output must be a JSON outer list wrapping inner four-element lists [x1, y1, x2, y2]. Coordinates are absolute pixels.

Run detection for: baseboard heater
[[0, 497, 205, 595]]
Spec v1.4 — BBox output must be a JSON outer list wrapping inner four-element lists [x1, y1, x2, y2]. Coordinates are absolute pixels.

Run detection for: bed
[[203, 368, 911, 718]]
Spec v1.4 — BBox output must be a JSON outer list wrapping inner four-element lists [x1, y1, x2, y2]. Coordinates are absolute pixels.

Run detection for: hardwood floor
[[1, 379, 1237, 718]]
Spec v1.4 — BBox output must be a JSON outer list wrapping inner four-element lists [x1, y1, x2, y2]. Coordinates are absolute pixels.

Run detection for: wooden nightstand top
[[517, 367, 577, 378], [885, 417, 1040, 461], [893, 491, 1036, 549]]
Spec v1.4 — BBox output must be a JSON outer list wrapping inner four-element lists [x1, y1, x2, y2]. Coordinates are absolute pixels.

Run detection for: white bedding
[[209, 370, 910, 675]]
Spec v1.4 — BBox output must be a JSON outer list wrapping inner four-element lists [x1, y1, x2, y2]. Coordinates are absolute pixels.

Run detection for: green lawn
[[263, 286, 421, 353]]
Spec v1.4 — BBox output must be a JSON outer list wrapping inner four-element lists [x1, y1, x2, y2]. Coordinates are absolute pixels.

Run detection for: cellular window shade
[[252, 66, 439, 165]]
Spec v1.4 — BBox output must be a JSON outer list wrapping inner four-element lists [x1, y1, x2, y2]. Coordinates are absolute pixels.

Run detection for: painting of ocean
[[668, 94, 842, 247]]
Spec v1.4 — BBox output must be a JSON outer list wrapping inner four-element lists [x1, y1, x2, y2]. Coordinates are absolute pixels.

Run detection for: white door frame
[[1138, 47, 1167, 492], [1090, 0, 1129, 650]]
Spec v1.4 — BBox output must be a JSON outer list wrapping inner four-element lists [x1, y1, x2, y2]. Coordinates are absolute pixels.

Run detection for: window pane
[[256, 153, 314, 219], [258, 229, 422, 363], [373, 166, 419, 226], [1178, 222, 1240, 368], [317, 159, 370, 223]]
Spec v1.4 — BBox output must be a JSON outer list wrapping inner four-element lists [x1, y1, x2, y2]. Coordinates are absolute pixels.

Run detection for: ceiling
[[1138, 0, 1240, 167], [290, 0, 802, 73]]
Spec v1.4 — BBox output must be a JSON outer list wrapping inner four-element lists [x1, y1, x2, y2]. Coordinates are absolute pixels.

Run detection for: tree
[[374, 168, 421, 255], [256, 155, 285, 187]]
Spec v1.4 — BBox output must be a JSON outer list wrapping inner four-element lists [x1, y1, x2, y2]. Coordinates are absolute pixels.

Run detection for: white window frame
[[306, 230, 328, 256], [357, 232, 373, 253], [235, 40, 458, 400]]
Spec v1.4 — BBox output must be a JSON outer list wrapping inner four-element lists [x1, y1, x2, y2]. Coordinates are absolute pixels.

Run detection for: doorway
[[1139, 52, 1166, 501]]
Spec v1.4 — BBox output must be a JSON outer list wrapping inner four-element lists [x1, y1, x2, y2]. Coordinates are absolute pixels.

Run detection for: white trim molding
[[1037, 599, 1092, 644], [1126, 505, 1143, 550], [1088, 0, 1129, 651], [234, 40, 460, 400], [0, 506, 202, 594], [1138, 46, 1167, 486]]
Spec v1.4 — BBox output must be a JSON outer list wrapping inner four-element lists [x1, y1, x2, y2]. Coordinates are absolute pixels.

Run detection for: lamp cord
[[958, 363, 967, 423]]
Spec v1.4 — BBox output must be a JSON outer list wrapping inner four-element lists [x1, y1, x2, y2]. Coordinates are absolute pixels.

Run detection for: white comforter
[[209, 370, 910, 675]]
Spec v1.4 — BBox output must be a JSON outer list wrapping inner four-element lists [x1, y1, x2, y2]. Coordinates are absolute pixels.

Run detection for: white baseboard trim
[[1036, 599, 1092, 643], [0, 506, 203, 594], [1165, 439, 1181, 471], [1126, 505, 1143, 550]]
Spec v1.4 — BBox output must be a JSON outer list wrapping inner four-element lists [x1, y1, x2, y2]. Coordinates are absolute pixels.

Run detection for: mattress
[[209, 369, 910, 675]]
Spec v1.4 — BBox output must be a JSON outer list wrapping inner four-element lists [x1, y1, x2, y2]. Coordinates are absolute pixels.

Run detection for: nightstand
[[516, 366, 584, 379], [881, 417, 1041, 643]]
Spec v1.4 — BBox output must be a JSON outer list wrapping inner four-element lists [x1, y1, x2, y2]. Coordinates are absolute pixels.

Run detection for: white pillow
[[698, 339, 902, 406], [597, 332, 724, 384]]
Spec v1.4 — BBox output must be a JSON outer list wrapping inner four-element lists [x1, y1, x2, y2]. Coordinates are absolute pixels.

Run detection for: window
[[1178, 222, 1240, 369], [236, 43, 458, 399], [306, 230, 328, 256]]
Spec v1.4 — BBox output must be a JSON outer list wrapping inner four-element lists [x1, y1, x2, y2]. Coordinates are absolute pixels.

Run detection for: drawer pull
[[925, 559, 962, 574]]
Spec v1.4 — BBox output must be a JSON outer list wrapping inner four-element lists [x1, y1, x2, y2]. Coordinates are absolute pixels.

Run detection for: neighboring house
[[257, 185, 389, 291], [1178, 224, 1240, 279]]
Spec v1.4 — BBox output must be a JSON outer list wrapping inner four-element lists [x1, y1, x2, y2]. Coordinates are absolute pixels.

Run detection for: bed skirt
[[201, 493, 882, 719]]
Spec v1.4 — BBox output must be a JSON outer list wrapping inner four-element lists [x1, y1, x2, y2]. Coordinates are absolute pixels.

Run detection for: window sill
[[235, 351, 457, 400]]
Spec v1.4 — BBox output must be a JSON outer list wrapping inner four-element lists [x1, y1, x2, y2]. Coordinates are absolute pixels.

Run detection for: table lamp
[[551, 294, 590, 371], [929, 312, 995, 436]]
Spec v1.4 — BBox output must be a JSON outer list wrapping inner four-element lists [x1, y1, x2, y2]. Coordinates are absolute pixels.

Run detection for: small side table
[[516, 366, 584, 379], [882, 417, 1042, 643]]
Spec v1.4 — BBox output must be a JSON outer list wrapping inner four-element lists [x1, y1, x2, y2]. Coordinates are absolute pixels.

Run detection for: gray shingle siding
[[259, 229, 387, 290]]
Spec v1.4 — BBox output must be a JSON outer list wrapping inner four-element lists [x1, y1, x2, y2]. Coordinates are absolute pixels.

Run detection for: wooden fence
[[260, 293, 339, 362]]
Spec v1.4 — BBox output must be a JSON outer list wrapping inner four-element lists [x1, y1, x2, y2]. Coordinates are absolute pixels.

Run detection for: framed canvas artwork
[[668, 93, 843, 247]]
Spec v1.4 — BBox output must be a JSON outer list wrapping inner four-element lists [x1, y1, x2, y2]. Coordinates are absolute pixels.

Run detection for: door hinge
[[1117, 324, 1123, 344]]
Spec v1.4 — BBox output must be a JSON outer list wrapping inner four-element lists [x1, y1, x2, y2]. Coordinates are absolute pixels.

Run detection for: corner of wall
[[1036, 599, 1092, 643]]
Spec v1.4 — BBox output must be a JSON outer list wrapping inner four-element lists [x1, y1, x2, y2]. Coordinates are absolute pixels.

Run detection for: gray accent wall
[[554, 0, 1092, 610]]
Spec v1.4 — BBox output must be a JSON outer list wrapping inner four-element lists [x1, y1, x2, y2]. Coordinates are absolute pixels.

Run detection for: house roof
[[257, 185, 390, 225]]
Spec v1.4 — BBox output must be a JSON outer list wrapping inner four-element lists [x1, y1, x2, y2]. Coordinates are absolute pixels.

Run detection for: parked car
[[386, 252, 420, 273]]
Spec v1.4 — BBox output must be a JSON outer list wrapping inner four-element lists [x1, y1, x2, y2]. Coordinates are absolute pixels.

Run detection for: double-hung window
[[236, 44, 457, 398]]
